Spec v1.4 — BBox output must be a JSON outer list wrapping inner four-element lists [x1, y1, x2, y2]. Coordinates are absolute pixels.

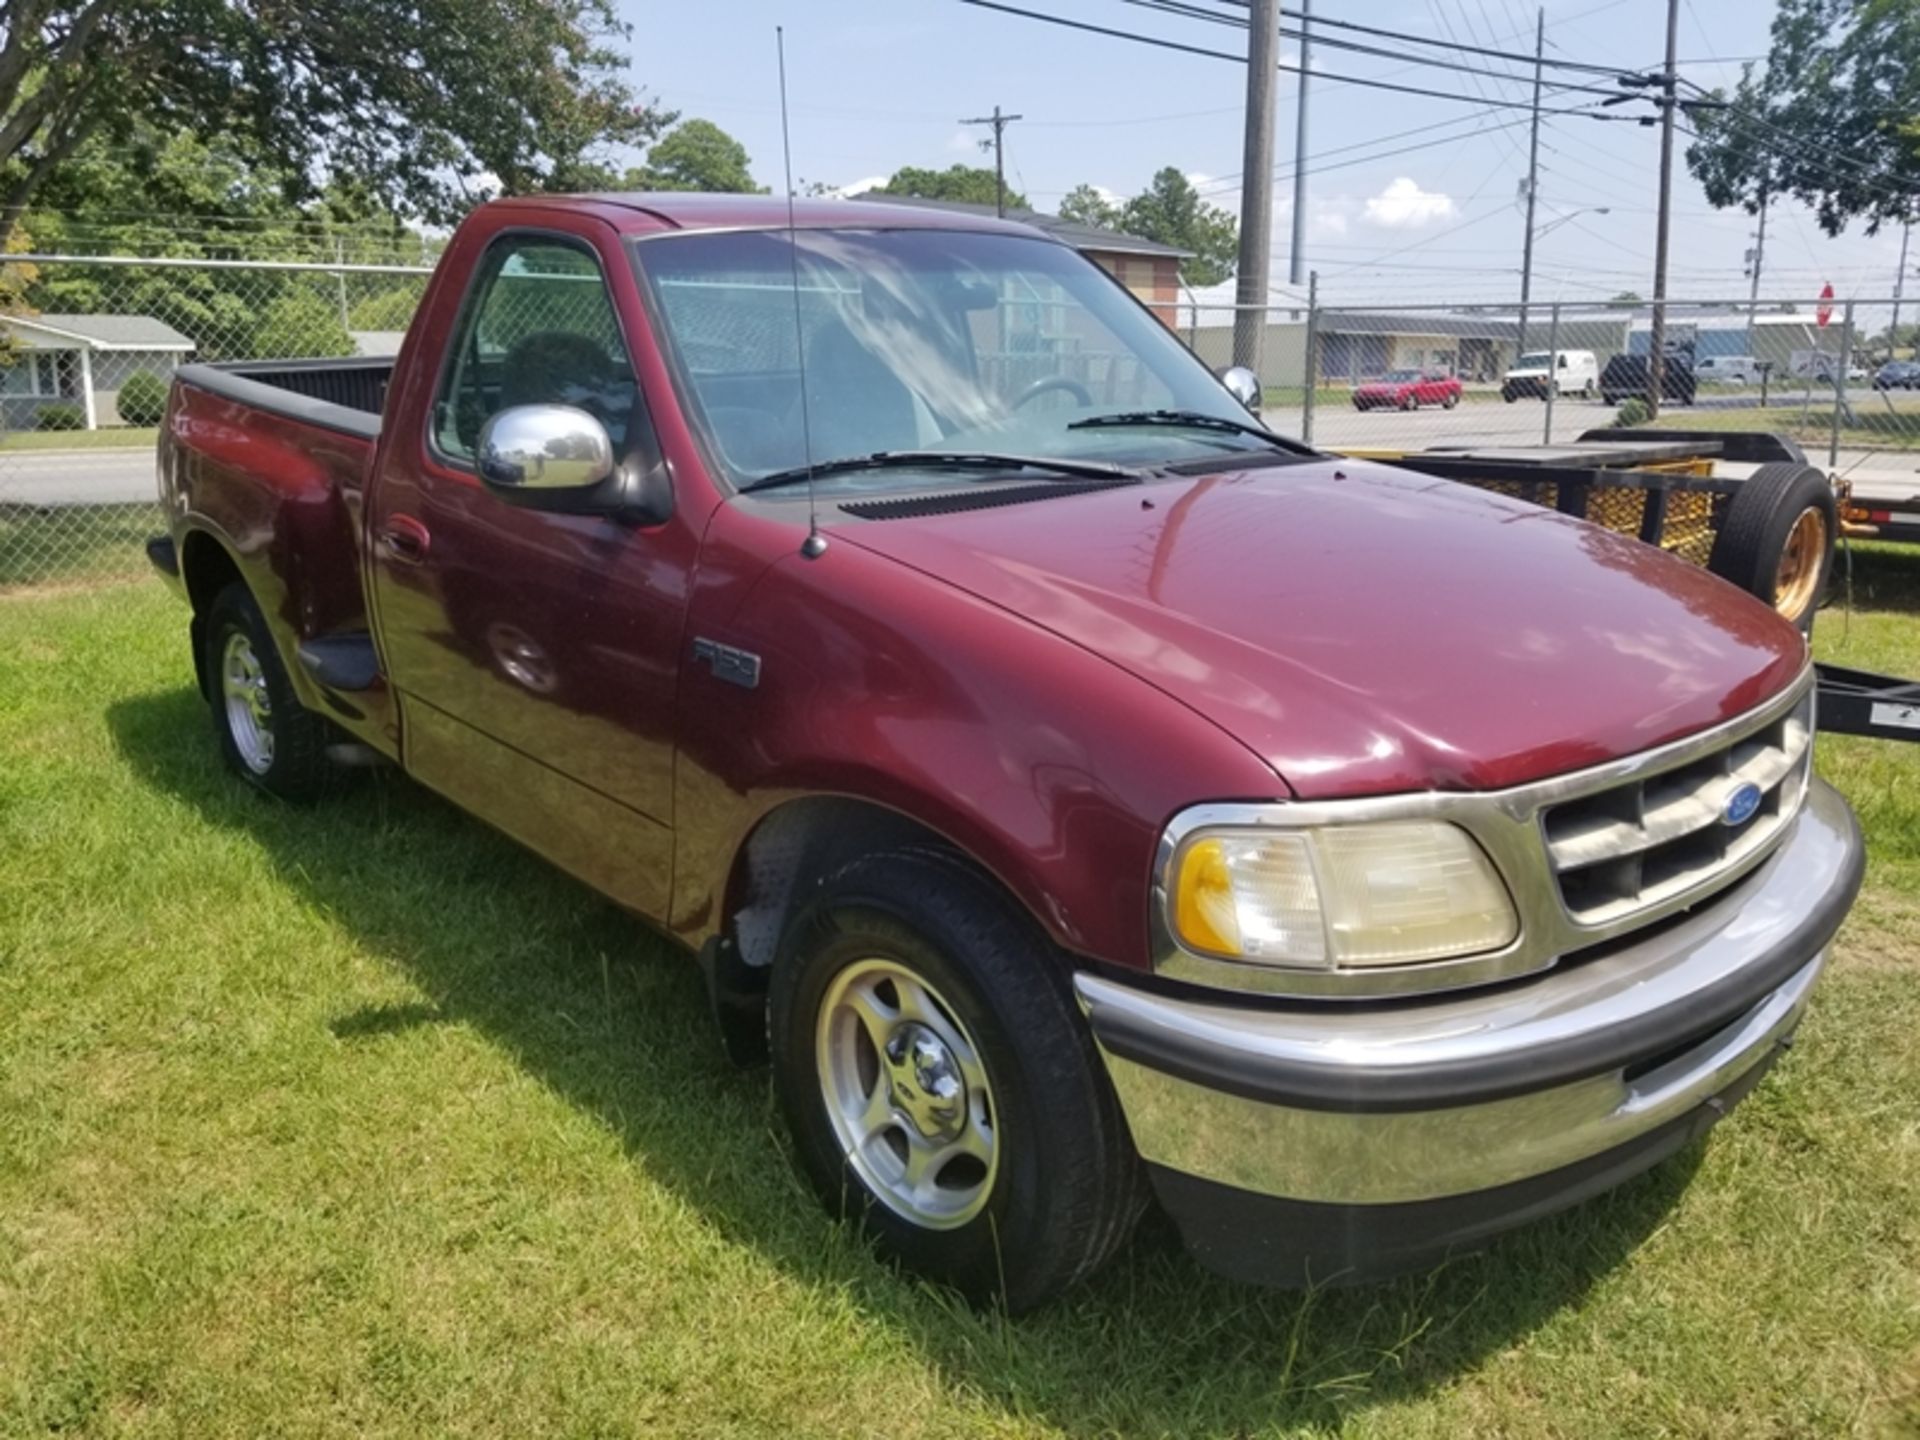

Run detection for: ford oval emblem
[[1722, 781, 1764, 827]]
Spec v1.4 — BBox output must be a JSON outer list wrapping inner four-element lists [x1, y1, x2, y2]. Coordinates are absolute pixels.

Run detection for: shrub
[[1612, 396, 1651, 428], [35, 402, 86, 431], [116, 370, 167, 426]]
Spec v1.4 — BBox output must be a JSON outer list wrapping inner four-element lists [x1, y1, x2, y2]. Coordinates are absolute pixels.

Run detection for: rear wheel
[[1706, 462, 1837, 632], [769, 849, 1144, 1312], [1400, 394, 1416, 411], [203, 582, 333, 800]]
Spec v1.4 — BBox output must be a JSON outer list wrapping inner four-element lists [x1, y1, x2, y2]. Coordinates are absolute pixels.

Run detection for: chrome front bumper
[[1076, 779, 1862, 1272]]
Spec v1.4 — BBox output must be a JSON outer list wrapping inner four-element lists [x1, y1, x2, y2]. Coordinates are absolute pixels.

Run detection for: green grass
[[3, 576, 1920, 1436], [0, 426, 158, 453], [0, 504, 158, 590], [1649, 395, 1920, 452]]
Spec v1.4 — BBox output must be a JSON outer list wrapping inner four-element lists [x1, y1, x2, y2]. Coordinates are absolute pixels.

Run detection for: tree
[[632, 119, 761, 193], [1609, 291, 1644, 304], [1119, 167, 1238, 287], [22, 125, 431, 361], [1058, 184, 1120, 229], [0, 0, 671, 242], [1685, 0, 1920, 235], [883, 165, 1027, 210]]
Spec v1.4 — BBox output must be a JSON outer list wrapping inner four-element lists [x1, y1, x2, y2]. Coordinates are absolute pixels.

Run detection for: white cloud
[[947, 129, 982, 154], [1186, 172, 1212, 189], [1363, 177, 1457, 229], [835, 176, 889, 198]]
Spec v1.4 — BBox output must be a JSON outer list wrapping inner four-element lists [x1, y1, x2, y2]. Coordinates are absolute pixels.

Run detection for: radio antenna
[[777, 26, 827, 560]]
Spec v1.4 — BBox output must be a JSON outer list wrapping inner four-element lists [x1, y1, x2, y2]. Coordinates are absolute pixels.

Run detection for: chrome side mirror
[[477, 404, 616, 503], [1219, 365, 1261, 412]]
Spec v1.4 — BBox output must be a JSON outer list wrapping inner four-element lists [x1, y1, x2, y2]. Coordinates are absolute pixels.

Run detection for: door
[[367, 221, 697, 918]]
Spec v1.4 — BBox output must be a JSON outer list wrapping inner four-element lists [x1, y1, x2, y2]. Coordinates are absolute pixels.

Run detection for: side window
[[434, 235, 640, 464]]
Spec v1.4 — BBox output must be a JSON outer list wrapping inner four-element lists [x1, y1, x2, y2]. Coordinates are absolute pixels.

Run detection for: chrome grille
[[1542, 690, 1815, 927]]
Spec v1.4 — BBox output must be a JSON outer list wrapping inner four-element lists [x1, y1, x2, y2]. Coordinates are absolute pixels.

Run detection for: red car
[[1353, 368, 1462, 411], [147, 193, 1858, 1310]]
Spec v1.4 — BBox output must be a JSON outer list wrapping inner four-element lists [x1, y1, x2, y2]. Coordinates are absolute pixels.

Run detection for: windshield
[[630, 228, 1280, 490], [1378, 369, 1419, 382], [1515, 352, 1552, 370]]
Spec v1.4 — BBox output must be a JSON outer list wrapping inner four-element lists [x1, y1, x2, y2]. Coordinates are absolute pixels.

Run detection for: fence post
[[1831, 300, 1853, 470], [1302, 270, 1320, 444], [1542, 301, 1562, 445]]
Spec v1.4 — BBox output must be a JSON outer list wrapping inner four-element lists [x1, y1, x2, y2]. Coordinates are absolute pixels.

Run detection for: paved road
[[0, 448, 156, 506]]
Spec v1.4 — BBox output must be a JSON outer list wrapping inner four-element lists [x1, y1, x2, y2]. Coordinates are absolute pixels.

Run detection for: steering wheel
[[1012, 375, 1094, 409]]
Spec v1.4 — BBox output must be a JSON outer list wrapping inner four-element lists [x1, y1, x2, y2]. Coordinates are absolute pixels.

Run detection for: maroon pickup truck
[[148, 193, 1863, 1310]]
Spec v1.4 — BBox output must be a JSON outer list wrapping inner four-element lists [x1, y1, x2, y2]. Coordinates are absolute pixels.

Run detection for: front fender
[[669, 527, 1282, 972]]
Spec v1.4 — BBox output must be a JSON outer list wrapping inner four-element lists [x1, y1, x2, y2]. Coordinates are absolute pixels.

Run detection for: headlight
[[1167, 820, 1517, 969]]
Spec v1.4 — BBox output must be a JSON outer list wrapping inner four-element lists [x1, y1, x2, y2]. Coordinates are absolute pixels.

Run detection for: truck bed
[[170, 356, 393, 440]]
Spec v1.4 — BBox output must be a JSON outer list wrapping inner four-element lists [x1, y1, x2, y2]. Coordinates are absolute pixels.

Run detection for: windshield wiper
[[1067, 408, 1312, 453], [743, 450, 1139, 493]]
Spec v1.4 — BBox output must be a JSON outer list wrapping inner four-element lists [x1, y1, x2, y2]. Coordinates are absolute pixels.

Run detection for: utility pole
[[1288, 0, 1311, 287], [1744, 184, 1768, 353], [1516, 7, 1544, 358], [1892, 213, 1912, 357], [1646, 0, 1680, 418], [1233, 0, 1281, 375], [959, 105, 1023, 217]]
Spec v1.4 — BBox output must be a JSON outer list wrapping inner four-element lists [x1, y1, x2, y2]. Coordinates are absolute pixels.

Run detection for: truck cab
[[149, 193, 1862, 1310]]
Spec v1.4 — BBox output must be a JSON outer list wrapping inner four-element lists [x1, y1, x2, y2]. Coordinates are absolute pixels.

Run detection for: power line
[[1107, 0, 1633, 97], [1192, 0, 1642, 77], [1193, 109, 1540, 196], [952, 0, 1655, 118]]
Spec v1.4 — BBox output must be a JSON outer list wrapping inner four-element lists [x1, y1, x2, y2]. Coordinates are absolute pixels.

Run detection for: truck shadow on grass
[[109, 686, 1702, 1437]]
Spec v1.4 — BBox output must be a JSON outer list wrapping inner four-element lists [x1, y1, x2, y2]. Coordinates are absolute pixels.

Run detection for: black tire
[[202, 582, 334, 800], [769, 848, 1145, 1312], [1400, 394, 1415, 411], [1502, 389, 1517, 403], [1706, 461, 1837, 632], [1443, 392, 1459, 409]]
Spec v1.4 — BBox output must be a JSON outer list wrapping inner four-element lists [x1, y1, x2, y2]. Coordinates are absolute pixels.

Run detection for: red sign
[[1817, 282, 1834, 328]]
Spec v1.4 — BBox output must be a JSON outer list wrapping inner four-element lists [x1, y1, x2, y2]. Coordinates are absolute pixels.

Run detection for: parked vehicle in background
[[1696, 355, 1759, 385], [1601, 352, 1697, 406], [146, 192, 1862, 1311], [1502, 349, 1597, 402], [1351, 368, 1462, 411], [1873, 360, 1920, 390]]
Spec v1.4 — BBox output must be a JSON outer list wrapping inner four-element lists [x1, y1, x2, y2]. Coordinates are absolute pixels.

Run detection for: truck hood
[[834, 460, 1806, 799]]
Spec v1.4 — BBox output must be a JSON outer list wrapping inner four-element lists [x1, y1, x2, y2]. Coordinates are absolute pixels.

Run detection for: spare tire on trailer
[[1705, 461, 1837, 632]]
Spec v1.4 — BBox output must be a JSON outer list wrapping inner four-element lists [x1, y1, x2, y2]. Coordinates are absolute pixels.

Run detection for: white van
[[1696, 354, 1759, 385], [1501, 349, 1598, 401]]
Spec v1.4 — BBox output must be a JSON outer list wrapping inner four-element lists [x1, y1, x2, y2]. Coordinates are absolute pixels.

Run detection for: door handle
[[379, 514, 431, 563]]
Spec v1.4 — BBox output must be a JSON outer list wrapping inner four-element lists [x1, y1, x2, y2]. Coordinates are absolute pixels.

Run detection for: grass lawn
[[1, 504, 159, 590], [0, 427, 158, 453], [3, 567, 1920, 1436], [1650, 394, 1920, 452]]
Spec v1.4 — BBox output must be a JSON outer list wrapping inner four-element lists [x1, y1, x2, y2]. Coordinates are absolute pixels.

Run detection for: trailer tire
[[1706, 461, 1836, 632]]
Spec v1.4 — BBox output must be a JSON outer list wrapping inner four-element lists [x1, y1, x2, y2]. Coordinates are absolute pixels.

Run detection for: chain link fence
[[0, 254, 430, 588], [7, 245, 1920, 590], [1182, 294, 1920, 485]]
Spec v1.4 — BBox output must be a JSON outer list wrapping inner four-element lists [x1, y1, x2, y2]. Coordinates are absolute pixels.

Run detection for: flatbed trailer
[[1346, 429, 1841, 632]]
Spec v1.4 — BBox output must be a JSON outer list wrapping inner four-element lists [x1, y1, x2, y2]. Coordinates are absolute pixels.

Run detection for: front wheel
[[1443, 392, 1459, 409], [203, 582, 334, 800], [770, 849, 1144, 1312]]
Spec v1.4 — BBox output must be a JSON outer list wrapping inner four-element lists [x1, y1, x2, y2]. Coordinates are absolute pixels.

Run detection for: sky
[[615, 0, 1917, 315]]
